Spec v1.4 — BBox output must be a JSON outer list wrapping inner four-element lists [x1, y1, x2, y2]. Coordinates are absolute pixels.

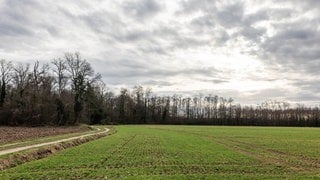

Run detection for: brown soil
[[0, 126, 89, 144]]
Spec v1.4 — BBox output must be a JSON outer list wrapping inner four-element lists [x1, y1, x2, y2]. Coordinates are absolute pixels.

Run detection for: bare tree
[[13, 63, 30, 98], [118, 88, 128, 123], [65, 52, 97, 124], [0, 59, 12, 106], [228, 97, 234, 122], [52, 58, 68, 96]]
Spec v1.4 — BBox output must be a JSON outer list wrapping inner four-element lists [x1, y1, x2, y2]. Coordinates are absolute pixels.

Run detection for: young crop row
[[1, 126, 320, 179]]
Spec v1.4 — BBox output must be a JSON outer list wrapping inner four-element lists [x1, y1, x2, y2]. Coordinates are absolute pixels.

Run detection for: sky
[[0, 0, 320, 105]]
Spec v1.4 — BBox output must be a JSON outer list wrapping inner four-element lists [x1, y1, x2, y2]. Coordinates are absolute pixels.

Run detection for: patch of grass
[[0, 125, 107, 152], [1, 125, 320, 179], [0, 126, 114, 170]]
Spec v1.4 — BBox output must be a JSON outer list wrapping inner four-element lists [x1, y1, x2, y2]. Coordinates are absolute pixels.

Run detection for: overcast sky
[[1, 0, 320, 105]]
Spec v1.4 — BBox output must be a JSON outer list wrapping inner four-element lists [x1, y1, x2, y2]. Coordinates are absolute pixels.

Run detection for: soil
[[0, 126, 89, 144]]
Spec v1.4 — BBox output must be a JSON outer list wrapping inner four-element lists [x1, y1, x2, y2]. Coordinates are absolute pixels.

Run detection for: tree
[[118, 88, 128, 123], [52, 58, 68, 96], [228, 97, 234, 124], [13, 63, 30, 98], [65, 52, 99, 124], [133, 85, 145, 123], [52, 58, 69, 125], [85, 81, 106, 124], [0, 59, 12, 107]]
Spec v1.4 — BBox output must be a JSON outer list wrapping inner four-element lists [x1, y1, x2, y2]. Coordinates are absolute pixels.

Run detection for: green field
[[1, 125, 320, 179]]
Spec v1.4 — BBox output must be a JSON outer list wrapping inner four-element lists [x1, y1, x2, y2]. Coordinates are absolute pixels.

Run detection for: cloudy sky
[[1, 0, 320, 105]]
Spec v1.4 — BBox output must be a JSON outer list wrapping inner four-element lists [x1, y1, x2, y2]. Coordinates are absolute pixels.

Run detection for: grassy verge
[[0, 125, 105, 151], [1, 125, 320, 179], [0, 126, 114, 170]]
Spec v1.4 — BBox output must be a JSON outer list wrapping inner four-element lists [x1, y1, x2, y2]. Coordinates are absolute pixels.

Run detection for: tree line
[[103, 88, 320, 127], [0, 52, 319, 126], [0, 52, 102, 126]]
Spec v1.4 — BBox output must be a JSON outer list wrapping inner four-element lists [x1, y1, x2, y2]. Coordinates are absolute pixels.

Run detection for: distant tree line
[[102, 87, 320, 127], [0, 53, 319, 127]]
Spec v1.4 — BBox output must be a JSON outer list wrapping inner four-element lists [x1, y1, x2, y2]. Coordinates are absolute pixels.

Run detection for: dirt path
[[0, 127, 109, 156]]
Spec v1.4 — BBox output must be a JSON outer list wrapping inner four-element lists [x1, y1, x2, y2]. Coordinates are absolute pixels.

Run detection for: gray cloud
[[259, 20, 320, 76], [1, 0, 320, 105], [0, 1, 36, 37], [0, 22, 33, 36], [100, 61, 222, 81], [292, 80, 320, 95], [178, 0, 217, 14], [197, 78, 229, 84], [237, 26, 266, 43], [216, 2, 244, 28], [142, 80, 174, 87], [122, 0, 162, 19], [190, 14, 215, 29]]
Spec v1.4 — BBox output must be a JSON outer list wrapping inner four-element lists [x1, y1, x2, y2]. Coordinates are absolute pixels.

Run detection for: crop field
[[1, 125, 320, 179]]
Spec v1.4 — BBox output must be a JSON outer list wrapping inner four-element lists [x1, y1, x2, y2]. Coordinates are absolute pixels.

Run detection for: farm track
[[0, 127, 110, 156]]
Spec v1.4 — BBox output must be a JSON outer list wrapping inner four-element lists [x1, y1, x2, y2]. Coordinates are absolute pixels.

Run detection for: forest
[[0, 52, 319, 127]]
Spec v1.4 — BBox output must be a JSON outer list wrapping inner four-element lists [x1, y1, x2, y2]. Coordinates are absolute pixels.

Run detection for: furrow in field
[[2, 126, 320, 179], [146, 126, 320, 174], [212, 137, 320, 173]]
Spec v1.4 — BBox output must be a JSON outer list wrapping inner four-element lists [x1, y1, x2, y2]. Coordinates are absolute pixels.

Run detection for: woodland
[[0, 53, 319, 127]]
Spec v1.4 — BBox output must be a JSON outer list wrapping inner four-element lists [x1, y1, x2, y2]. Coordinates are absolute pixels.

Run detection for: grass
[[0, 126, 102, 152], [1, 125, 320, 179]]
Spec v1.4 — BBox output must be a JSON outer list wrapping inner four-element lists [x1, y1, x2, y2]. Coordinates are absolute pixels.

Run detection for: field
[[1, 125, 320, 179]]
